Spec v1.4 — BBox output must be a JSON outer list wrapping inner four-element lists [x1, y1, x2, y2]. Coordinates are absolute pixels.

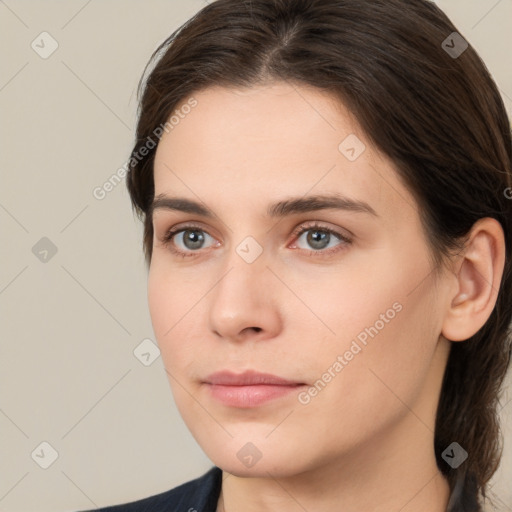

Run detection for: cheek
[[345, 296, 437, 421], [147, 264, 207, 376], [289, 289, 438, 458], [147, 257, 198, 337], [308, 245, 438, 398], [147, 266, 185, 361], [147, 268, 171, 339]]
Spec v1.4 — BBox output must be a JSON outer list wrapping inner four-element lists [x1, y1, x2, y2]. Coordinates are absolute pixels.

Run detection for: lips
[[203, 370, 306, 408], [204, 369, 304, 386]]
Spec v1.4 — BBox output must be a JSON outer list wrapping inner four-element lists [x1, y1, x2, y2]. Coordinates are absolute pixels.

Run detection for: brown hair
[[126, 0, 512, 508]]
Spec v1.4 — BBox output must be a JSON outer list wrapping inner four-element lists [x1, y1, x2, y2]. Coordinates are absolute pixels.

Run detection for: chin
[[197, 433, 316, 479]]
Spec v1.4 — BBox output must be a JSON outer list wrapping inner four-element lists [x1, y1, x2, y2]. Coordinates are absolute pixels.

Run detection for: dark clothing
[[79, 467, 222, 512], [78, 465, 474, 512]]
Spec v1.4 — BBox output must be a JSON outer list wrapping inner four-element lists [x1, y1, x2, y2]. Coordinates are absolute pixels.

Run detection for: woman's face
[[148, 82, 453, 477]]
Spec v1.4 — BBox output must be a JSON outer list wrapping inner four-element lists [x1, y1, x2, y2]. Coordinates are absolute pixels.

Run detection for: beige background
[[1, 1, 511, 511]]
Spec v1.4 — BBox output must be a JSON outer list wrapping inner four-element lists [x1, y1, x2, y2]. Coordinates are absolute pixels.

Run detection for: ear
[[441, 217, 506, 342]]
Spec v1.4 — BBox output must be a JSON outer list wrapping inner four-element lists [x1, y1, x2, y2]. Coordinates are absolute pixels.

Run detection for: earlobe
[[441, 217, 506, 343]]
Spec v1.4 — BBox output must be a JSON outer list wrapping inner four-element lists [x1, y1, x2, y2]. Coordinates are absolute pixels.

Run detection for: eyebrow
[[150, 193, 378, 220]]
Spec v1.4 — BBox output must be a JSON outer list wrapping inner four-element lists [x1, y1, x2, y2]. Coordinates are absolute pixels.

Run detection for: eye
[[160, 224, 218, 258], [290, 222, 352, 257], [159, 221, 352, 258]]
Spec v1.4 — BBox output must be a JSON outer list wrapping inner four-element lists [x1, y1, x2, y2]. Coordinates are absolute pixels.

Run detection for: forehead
[[152, 82, 419, 225]]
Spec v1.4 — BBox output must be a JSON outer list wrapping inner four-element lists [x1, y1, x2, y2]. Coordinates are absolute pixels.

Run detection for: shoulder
[[75, 466, 222, 512]]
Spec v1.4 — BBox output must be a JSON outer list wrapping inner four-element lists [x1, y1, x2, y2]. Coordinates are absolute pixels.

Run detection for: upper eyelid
[[162, 222, 217, 239], [153, 201, 360, 237]]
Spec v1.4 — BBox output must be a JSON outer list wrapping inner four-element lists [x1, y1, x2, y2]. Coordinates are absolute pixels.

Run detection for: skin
[[147, 82, 505, 512]]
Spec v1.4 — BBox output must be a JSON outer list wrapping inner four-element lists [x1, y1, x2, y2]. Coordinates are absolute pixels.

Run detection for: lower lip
[[205, 383, 305, 407]]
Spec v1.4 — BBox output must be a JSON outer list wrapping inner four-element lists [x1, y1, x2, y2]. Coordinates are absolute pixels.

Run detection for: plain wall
[[1, 1, 511, 511]]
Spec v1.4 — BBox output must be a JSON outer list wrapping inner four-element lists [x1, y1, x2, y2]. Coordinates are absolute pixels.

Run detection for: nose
[[208, 246, 282, 343]]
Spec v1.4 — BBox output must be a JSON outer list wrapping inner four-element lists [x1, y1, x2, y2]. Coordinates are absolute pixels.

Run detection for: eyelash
[[160, 222, 352, 259]]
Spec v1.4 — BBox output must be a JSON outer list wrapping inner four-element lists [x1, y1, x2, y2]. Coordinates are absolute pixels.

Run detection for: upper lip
[[204, 370, 304, 386]]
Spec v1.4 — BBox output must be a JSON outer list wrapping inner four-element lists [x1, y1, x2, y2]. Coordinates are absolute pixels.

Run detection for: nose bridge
[[214, 237, 269, 307], [208, 234, 280, 338]]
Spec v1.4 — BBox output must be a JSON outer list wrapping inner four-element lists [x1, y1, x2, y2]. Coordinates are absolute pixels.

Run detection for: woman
[[81, 0, 512, 510]]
